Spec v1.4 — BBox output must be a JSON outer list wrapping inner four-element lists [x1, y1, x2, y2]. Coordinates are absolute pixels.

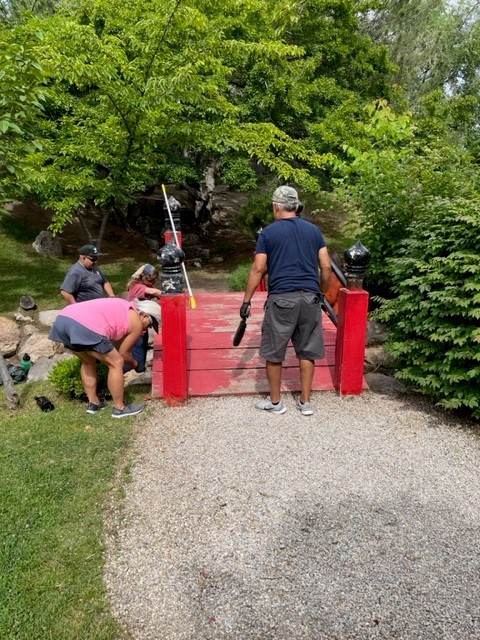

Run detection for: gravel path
[[104, 384, 480, 640]]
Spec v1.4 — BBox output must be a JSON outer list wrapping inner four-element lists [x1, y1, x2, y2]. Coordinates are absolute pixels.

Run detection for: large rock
[[32, 230, 62, 256], [365, 345, 395, 372], [27, 353, 75, 382], [366, 320, 389, 346], [0, 316, 21, 357], [38, 310, 61, 327], [19, 333, 64, 362]]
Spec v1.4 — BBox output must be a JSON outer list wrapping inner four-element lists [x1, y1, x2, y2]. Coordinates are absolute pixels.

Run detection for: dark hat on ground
[[272, 186, 299, 207], [79, 244, 102, 257]]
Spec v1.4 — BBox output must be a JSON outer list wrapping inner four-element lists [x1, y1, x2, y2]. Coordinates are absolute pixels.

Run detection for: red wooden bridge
[[152, 291, 352, 399]]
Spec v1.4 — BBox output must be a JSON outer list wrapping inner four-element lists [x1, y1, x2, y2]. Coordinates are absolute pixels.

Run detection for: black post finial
[[163, 196, 181, 232], [157, 241, 185, 294], [344, 240, 370, 290]]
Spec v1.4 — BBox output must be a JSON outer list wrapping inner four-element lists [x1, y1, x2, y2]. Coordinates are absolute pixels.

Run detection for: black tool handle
[[233, 319, 247, 346]]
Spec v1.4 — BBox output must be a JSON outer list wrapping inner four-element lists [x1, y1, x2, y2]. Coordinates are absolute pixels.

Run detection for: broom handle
[[161, 185, 197, 309]]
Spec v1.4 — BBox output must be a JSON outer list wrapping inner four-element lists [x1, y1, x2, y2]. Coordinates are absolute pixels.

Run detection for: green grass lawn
[[0, 212, 149, 313], [0, 380, 150, 639], [0, 209, 161, 638]]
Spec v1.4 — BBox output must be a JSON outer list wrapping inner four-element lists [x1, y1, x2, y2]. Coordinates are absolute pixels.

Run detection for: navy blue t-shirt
[[255, 217, 326, 293]]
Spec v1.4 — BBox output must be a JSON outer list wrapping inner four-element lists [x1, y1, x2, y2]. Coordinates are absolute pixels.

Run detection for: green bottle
[[20, 353, 31, 372]]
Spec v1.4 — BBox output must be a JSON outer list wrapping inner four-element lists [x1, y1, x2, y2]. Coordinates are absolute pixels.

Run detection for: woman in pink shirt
[[126, 264, 162, 301], [49, 297, 160, 418]]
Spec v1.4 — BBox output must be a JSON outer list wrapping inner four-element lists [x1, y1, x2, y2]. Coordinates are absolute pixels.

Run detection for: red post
[[164, 230, 182, 247], [334, 287, 369, 395], [161, 293, 188, 405]]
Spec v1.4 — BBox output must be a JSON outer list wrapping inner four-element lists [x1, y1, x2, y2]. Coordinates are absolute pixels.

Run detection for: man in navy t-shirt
[[240, 186, 331, 416]]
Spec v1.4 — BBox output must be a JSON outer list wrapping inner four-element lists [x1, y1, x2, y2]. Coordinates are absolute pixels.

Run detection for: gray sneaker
[[86, 399, 108, 414], [255, 397, 287, 414], [296, 399, 313, 416], [111, 403, 144, 419]]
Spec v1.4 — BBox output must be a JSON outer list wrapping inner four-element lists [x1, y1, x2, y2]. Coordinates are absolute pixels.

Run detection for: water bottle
[[34, 396, 55, 412], [20, 353, 31, 372]]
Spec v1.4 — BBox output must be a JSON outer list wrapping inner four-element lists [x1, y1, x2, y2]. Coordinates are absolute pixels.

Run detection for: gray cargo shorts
[[259, 291, 324, 363]]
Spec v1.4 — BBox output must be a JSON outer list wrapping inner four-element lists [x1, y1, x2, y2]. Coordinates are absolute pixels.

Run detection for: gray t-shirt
[[60, 261, 108, 302]]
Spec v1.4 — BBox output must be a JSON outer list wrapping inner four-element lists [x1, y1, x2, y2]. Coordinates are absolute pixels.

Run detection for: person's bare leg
[[86, 348, 126, 410], [266, 360, 282, 403], [77, 352, 100, 404], [299, 358, 315, 404]]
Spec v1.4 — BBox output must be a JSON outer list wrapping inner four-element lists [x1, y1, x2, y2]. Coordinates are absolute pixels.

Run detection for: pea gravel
[[104, 386, 480, 640]]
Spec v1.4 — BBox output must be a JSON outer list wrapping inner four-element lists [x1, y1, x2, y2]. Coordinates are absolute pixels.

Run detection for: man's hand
[[240, 301, 251, 320]]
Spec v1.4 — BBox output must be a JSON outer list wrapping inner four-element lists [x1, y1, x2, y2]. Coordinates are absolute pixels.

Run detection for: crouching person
[[49, 297, 160, 418]]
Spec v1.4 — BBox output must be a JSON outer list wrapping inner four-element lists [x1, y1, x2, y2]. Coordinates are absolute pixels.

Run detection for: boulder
[[20, 333, 64, 362], [38, 310, 61, 327], [365, 345, 395, 372], [27, 353, 74, 382], [366, 320, 389, 346], [365, 372, 409, 396], [0, 316, 21, 357], [32, 230, 62, 256], [21, 324, 39, 338]]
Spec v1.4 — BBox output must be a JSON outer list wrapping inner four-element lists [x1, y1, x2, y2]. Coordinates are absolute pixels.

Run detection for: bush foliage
[[375, 197, 480, 419], [49, 357, 109, 400]]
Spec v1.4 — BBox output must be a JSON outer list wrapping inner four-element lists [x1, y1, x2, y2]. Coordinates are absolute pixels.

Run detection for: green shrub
[[375, 197, 480, 419], [228, 261, 253, 291], [49, 357, 110, 399]]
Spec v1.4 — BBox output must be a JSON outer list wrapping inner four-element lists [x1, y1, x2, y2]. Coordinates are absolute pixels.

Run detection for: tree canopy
[[0, 0, 393, 232]]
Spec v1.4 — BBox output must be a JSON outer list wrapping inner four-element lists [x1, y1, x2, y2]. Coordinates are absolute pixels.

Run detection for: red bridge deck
[[152, 291, 338, 398]]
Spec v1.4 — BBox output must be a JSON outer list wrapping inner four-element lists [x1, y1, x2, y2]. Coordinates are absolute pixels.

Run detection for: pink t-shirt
[[127, 283, 152, 301], [59, 298, 135, 340]]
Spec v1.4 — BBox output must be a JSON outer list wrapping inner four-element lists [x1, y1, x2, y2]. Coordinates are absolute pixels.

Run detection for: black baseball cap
[[79, 244, 102, 257]]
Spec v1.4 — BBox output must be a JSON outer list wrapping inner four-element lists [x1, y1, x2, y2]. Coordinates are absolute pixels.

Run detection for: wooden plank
[[154, 363, 337, 397], [153, 345, 336, 372]]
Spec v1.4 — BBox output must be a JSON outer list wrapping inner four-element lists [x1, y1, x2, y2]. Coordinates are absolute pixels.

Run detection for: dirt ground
[[6, 199, 255, 291]]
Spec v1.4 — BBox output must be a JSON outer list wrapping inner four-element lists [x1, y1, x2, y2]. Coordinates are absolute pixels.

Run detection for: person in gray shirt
[[60, 244, 115, 304]]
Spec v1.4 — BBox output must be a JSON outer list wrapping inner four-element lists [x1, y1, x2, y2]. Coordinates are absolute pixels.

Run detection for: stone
[[19, 334, 64, 362], [38, 310, 61, 327], [21, 325, 39, 338], [27, 353, 75, 382], [365, 372, 409, 396], [0, 316, 21, 357], [14, 312, 35, 323], [366, 320, 388, 346], [365, 345, 395, 372], [32, 230, 62, 256], [19, 295, 36, 310]]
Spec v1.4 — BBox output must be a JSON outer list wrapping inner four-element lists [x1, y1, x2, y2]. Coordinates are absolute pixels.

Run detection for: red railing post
[[160, 293, 187, 406], [155, 202, 188, 406], [333, 241, 370, 396]]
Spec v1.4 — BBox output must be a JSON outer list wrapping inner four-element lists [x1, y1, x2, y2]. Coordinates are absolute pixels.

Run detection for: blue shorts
[[49, 316, 113, 354], [259, 291, 324, 362]]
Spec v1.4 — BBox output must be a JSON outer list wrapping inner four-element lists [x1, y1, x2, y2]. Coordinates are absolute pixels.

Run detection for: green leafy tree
[[1, 0, 393, 238], [335, 100, 480, 292], [0, 30, 46, 200]]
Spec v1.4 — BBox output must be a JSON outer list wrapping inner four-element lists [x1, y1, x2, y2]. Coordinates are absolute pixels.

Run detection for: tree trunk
[[193, 162, 219, 225], [76, 209, 94, 244], [0, 351, 20, 410], [95, 208, 111, 253]]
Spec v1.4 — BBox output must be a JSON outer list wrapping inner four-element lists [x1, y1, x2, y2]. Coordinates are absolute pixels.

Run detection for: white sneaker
[[255, 397, 287, 414], [296, 399, 313, 416]]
